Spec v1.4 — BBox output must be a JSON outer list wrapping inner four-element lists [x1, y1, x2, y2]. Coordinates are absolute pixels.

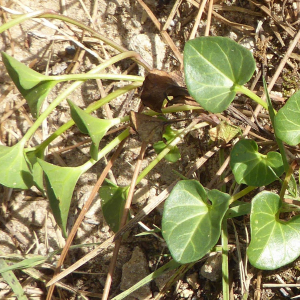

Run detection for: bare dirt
[[1, 0, 300, 299]]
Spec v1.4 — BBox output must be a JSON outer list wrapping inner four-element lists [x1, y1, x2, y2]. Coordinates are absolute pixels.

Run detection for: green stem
[[230, 186, 256, 204], [235, 85, 268, 110], [135, 121, 207, 185], [20, 51, 142, 144], [52, 74, 144, 82], [34, 83, 140, 152], [79, 128, 130, 173], [221, 218, 229, 300], [0, 10, 151, 71], [0, 10, 45, 33], [279, 161, 297, 201]]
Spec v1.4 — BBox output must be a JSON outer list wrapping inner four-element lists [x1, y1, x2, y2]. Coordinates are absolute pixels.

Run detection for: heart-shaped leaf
[[2, 52, 56, 118], [38, 159, 83, 237], [0, 143, 33, 189], [274, 90, 300, 146], [162, 180, 230, 264], [68, 100, 120, 160], [184, 37, 255, 113], [99, 179, 128, 233], [248, 191, 300, 270], [230, 139, 284, 187]]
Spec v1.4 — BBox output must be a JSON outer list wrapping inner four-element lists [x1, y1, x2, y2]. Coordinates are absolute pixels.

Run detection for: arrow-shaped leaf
[[99, 179, 128, 233], [2, 52, 56, 118], [68, 100, 120, 160], [38, 159, 83, 237]]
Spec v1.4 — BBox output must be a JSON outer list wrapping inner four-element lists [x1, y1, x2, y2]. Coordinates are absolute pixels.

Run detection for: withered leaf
[[141, 69, 189, 112], [209, 121, 241, 144], [130, 111, 166, 144]]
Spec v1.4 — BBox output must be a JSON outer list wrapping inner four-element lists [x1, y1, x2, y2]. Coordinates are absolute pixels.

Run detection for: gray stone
[[120, 246, 152, 300]]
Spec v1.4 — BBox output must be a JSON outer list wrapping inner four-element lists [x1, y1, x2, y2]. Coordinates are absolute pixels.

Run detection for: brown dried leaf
[[130, 111, 166, 144], [209, 121, 241, 143], [141, 69, 189, 112]]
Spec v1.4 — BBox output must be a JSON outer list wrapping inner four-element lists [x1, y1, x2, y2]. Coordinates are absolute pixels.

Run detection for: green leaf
[[26, 149, 45, 194], [153, 141, 180, 162], [2, 52, 48, 89], [184, 37, 255, 113], [162, 180, 230, 264], [68, 100, 120, 160], [1, 52, 56, 118], [0, 258, 28, 300], [230, 139, 284, 187], [153, 126, 181, 163], [248, 191, 300, 270], [99, 179, 128, 233], [38, 159, 83, 237], [0, 255, 46, 273], [274, 90, 300, 146], [0, 143, 33, 189], [225, 201, 251, 219]]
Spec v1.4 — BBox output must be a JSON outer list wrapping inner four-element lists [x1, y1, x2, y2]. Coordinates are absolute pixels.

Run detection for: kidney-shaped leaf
[[2, 52, 56, 118], [68, 100, 120, 160], [99, 179, 128, 233], [230, 139, 284, 187], [38, 159, 83, 237], [184, 37, 255, 113], [274, 90, 300, 146], [248, 191, 300, 270], [162, 180, 230, 264], [0, 143, 33, 189]]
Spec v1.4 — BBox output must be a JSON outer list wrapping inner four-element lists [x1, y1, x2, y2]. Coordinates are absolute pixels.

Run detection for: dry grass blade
[[249, 0, 295, 37], [204, 0, 213, 36], [46, 120, 215, 287], [136, 0, 183, 66], [187, 0, 255, 32], [101, 142, 148, 300], [46, 140, 127, 300], [189, 0, 208, 40], [162, 0, 183, 31]]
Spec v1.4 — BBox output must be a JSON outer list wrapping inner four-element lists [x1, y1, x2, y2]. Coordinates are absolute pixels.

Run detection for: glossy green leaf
[[162, 180, 230, 264], [0, 143, 33, 189], [1, 52, 56, 118], [184, 37, 255, 113], [248, 191, 300, 270], [230, 139, 284, 187], [38, 159, 82, 237], [99, 179, 128, 233], [153, 126, 181, 163], [274, 90, 300, 146], [68, 100, 120, 160]]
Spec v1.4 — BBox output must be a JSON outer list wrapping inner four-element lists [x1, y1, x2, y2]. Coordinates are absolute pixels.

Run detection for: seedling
[[162, 36, 300, 273]]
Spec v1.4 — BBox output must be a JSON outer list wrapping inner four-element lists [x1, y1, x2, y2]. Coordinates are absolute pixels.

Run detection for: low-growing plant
[[1, 9, 300, 300]]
